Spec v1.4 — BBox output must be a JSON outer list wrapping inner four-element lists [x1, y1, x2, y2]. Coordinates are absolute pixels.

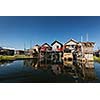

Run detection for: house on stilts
[[76, 42, 95, 62], [51, 40, 63, 63], [63, 39, 78, 62], [40, 43, 52, 61]]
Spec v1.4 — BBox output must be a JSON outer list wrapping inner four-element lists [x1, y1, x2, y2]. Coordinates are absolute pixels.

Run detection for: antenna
[[81, 36, 83, 42], [24, 42, 26, 51], [30, 40, 32, 49], [86, 33, 89, 41]]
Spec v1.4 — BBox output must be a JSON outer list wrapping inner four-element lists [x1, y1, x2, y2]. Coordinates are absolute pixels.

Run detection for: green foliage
[[0, 56, 15, 60], [0, 55, 33, 61], [93, 56, 100, 62]]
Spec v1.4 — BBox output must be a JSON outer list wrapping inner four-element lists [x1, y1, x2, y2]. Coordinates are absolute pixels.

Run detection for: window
[[72, 45, 74, 48], [57, 45, 59, 49]]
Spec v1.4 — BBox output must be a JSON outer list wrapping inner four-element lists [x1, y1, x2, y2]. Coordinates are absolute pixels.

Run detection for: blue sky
[[0, 16, 99, 50]]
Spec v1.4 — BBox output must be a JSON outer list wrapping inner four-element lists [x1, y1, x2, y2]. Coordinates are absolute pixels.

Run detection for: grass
[[93, 56, 100, 63], [0, 55, 16, 61], [15, 55, 33, 60], [0, 55, 98, 62], [0, 55, 33, 61]]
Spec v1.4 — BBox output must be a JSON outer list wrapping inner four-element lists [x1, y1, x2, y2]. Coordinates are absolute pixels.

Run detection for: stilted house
[[28, 44, 40, 57], [40, 43, 52, 52], [63, 39, 78, 61], [51, 40, 63, 52], [64, 39, 78, 52], [40, 43, 52, 60], [80, 42, 95, 61], [51, 40, 63, 63], [76, 42, 95, 62], [32, 45, 40, 53]]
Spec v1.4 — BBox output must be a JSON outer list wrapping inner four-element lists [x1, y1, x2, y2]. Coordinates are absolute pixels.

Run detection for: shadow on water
[[0, 59, 98, 83]]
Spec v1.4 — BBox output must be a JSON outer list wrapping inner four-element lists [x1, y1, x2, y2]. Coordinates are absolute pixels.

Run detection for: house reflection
[[23, 59, 97, 82], [24, 59, 50, 70], [24, 59, 38, 69], [77, 62, 97, 81], [51, 64, 63, 75]]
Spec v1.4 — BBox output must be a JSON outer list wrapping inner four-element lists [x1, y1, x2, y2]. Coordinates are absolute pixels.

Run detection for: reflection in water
[[24, 59, 49, 70], [77, 62, 96, 81], [24, 59, 97, 82], [0, 59, 97, 83], [51, 64, 63, 75], [0, 61, 14, 67]]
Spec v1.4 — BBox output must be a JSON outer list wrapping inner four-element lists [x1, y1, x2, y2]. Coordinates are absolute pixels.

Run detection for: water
[[0, 59, 100, 83]]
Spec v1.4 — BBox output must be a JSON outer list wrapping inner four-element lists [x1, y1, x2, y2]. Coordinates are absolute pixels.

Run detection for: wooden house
[[63, 39, 78, 62], [29, 45, 40, 57], [80, 42, 95, 61], [24, 45, 40, 57], [40, 43, 52, 60], [76, 42, 95, 62], [40, 43, 52, 52], [51, 40, 63, 63], [51, 40, 63, 52], [32, 45, 40, 53], [64, 39, 78, 52]]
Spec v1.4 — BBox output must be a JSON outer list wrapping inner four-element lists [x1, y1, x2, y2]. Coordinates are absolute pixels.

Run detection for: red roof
[[57, 47, 63, 51], [40, 46, 47, 51]]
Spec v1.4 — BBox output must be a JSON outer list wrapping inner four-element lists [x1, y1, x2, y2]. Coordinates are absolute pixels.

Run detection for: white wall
[[65, 41, 77, 51], [33, 46, 39, 52], [85, 54, 93, 60], [52, 42, 62, 51], [66, 41, 77, 45]]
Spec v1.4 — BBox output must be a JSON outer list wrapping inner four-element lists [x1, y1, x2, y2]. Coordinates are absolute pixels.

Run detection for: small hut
[[63, 39, 78, 62], [32, 45, 40, 57], [40, 43, 52, 60], [40, 43, 52, 52], [64, 39, 78, 52], [51, 40, 63, 52], [32, 44, 40, 53], [51, 40, 63, 62]]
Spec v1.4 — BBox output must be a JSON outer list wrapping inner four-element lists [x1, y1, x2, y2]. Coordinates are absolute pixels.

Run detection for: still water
[[0, 59, 100, 83]]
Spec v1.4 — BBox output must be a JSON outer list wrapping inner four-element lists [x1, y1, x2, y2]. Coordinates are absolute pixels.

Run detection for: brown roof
[[81, 42, 95, 46]]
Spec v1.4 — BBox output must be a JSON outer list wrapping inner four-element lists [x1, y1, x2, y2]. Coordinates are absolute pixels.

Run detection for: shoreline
[[0, 55, 99, 63], [0, 55, 34, 61]]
